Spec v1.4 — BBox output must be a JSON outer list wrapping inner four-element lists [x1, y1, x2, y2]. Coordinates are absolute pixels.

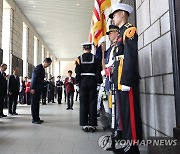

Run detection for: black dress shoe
[[114, 130, 122, 140], [1, 114, 7, 117], [89, 126, 96, 132], [32, 120, 42, 124], [40, 120, 44, 123], [82, 126, 89, 132], [13, 112, 18, 115], [66, 107, 70, 110]]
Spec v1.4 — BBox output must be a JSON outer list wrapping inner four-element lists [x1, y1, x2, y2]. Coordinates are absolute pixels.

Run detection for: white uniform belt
[[57, 86, 62, 87], [116, 55, 124, 61], [81, 73, 95, 76]]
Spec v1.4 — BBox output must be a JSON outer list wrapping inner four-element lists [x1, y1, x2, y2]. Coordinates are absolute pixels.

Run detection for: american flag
[[90, 0, 111, 47]]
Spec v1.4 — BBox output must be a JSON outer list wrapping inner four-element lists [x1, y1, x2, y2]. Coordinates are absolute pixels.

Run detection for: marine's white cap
[[109, 3, 133, 19], [81, 42, 93, 46]]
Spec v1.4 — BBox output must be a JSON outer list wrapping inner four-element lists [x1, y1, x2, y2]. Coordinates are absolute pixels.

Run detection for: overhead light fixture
[[33, 6, 36, 8], [76, 3, 80, 6]]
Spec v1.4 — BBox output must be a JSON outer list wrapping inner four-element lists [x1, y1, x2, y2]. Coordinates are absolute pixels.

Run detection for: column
[[2, 7, 13, 74], [22, 23, 28, 77]]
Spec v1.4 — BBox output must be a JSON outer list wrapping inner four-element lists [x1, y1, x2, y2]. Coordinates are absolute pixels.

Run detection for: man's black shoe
[[66, 107, 70, 110], [8, 112, 13, 116], [1, 114, 7, 117], [89, 126, 96, 132], [123, 145, 140, 154], [40, 120, 44, 123], [32, 120, 42, 124], [13, 112, 18, 115], [114, 130, 122, 140]]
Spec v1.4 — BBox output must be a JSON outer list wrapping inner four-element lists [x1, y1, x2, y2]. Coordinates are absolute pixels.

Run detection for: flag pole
[[101, 42, 106, 70]]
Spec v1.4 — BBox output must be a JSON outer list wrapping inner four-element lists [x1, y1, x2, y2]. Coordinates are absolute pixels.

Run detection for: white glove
[[121, 85, 130, 91], [101, 70, 105, 76]]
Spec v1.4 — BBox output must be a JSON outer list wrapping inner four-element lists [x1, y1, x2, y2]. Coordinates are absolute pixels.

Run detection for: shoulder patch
[[124, 23, 132, 28], [123, 27, 137, 44], [75, 58, 80, 65]]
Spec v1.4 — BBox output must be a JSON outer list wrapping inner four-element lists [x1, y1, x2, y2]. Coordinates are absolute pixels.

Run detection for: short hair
[[43, 58, 52, 63], [124, 11, 129, 16], [1, 63, 7, 67], [57, 75, 61, 78], [83, 45, 92, 50], [13, 67, 18, 71], [114, 9, 129, 17], [68, 70, 72, 73]]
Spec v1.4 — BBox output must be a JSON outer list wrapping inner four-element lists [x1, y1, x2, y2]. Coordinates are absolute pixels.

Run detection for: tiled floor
[[0, 100, 148, 154]]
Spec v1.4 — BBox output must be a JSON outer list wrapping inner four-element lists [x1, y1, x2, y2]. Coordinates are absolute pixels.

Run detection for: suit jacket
[[9, 75, 20, 95], [30, 64, 45, 93], [0, 71, 7, 97], [64, 77, 75, 93]]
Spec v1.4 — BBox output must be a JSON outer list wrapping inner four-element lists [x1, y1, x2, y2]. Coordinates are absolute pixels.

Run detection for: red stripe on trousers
[[129, 88, 137, 142]]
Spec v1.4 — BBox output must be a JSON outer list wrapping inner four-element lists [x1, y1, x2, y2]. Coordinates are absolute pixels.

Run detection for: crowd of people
[[0, 62, 79, 119]]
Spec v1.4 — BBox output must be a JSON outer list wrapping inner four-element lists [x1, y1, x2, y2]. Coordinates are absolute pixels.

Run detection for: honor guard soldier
[[56, 76, 63, 104], [109, 3, 142, 153], [101, 25, 120, 131], [75, 42, 102, 132]]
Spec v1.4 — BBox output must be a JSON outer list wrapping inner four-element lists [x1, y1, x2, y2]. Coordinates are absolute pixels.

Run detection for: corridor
[[0, 101, 148, 154], [0, 101, 111, 154]]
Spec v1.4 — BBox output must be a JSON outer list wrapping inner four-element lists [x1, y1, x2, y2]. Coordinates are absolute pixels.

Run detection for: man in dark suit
[[0, 64, 8, 117], [64, 70, 75, 110], [8, 67, 20, 115], [42, 78, 48, 105], [56, 76, 63, 104], [31, 58, 52, 124]]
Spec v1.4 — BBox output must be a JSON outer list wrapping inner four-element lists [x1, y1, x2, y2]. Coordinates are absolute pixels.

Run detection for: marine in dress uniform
[[31, 58, 52, 124], [56, 76, 63, 104], [75, 42, 102, 132], [101, 25, 120, 131], [109, 3, 142, 153]]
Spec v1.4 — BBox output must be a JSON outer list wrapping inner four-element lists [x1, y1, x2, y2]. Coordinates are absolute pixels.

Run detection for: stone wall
[[136, 0, 176, 137]]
